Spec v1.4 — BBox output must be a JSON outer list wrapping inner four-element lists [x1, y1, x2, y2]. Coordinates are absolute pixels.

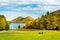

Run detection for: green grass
[[0, 30, 60, 40]]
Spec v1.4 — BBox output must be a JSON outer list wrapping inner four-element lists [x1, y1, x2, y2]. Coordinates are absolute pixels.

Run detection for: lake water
[[9, 23, 25, 29]]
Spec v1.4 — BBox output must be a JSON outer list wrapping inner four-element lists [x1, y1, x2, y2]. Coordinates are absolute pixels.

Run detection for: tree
[[18, 25, 20, 29], [46, 11, 49, 15], [5, 24, 9, 30], [0, 15, 9, 30]]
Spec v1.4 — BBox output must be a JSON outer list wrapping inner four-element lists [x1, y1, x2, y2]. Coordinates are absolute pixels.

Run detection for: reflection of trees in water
[[18, 25, 20, 28], [10, 23, 26, 29]]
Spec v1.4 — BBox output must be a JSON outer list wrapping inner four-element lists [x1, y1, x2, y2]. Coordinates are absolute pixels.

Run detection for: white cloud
[[43, 0, 59, 4], [41, 6, 60, 12], [0, 0, 60, 20], [0, 11, 40, 20], [0, 0, 60, 6], [0, 12, 26, 20], [0, 0, 60, 12]]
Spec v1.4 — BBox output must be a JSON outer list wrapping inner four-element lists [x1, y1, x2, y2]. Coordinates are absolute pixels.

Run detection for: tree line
[[0, 10, 60, 30], [0, 15, 9, 30], [26, 10, 60, 30]]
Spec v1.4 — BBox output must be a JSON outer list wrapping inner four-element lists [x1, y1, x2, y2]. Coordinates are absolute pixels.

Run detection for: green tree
[[0, 15, 9, 30], [18, 25, 20, 29], [5, 24, 9, 30]]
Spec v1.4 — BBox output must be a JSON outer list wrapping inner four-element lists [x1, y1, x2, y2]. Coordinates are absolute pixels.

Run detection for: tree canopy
[[0, 15, 9, 30], [26, 10, 60, 30]]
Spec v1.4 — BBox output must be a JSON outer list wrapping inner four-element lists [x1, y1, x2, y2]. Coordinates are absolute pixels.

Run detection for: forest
[[0, 10, 60, 30], [26, 10, 60, 30]]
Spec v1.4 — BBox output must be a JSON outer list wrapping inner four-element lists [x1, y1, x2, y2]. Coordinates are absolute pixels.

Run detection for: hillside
[[26, 9, 60, 30], [50, 10, 60, 16], [11, 16, 34, 23]]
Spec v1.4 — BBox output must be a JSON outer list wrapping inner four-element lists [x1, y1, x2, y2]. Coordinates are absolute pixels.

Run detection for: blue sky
[[0, 0, 60, 21]]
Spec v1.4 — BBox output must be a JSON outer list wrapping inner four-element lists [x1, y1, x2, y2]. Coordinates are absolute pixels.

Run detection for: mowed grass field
[[0, 30, 60, 40]]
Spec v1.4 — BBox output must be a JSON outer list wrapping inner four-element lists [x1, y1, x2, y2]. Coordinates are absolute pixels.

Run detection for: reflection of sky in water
[[10, 23, 25, 29]]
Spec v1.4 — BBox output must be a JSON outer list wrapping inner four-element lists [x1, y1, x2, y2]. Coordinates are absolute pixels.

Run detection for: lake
[[9, 23, 25, 29]]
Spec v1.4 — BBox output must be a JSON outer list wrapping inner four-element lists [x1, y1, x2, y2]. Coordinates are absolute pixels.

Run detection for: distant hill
[[50, 10, 60, 15], [11, 16, 34, 23], [44, 9, 60, 29]]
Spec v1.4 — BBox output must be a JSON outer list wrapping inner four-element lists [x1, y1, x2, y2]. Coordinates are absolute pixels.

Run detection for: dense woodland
[[0, 10, 60, 30], [0, 15, 9, 30], [26, 10, 60, 30]]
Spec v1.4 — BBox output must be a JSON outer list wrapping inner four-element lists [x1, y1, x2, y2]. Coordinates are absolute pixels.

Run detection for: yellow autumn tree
[[0, 15, 9, 30]]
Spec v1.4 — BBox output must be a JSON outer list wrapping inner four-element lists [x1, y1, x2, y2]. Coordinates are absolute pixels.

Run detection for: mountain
[[11, 16, 34, 23], [12, 16, 24, 23]]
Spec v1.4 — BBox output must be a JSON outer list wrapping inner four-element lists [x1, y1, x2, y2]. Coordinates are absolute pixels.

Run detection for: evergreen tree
[[18, 25, 20, 29]]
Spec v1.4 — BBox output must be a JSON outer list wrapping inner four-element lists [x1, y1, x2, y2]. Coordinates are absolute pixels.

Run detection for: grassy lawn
[[0, 30, 60, 40]]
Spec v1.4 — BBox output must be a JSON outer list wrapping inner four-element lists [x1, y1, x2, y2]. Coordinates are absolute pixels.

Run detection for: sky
[[0, 0, 60, 21]]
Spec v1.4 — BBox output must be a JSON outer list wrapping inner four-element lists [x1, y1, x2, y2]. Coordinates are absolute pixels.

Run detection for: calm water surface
[[10, 23, 25, 29]]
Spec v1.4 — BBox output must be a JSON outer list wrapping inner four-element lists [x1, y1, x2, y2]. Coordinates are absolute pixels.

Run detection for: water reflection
[[10, 23, 25, 29]]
